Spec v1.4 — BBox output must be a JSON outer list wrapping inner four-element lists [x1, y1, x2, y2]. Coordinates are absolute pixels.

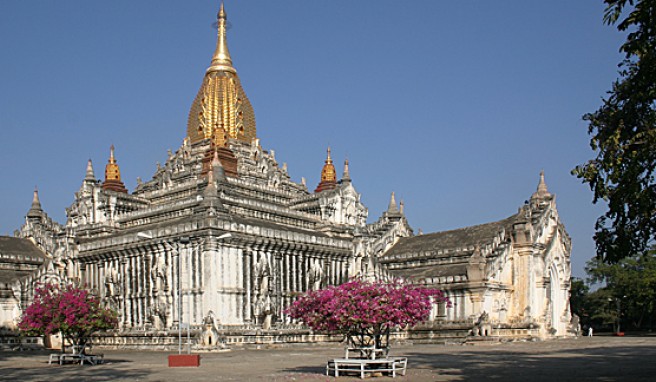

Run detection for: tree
[[18, 283, 118, 352], [570, 277, 591, 320], [572, 0, 656, 263], [586, 250, 656, 330], [285, 279, 450, 352]]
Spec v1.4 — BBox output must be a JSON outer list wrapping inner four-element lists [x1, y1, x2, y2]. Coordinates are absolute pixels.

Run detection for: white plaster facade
[[2, 5, 573, 343]]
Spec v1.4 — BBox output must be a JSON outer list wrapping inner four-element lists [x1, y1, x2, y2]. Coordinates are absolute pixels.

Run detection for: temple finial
[[208, 1, 235, 74], [537, 170, 548, 194], [531, 170, 552, 202], [314, 147, 337, 193], [27, 186, 43, 218], [387, 192, 399, 214], [102, 145, 128, 193], [342, 158, 351, 182], [326, 147, 333, 164], [85, 159, 96, 181], [31, 187, 42, 210]]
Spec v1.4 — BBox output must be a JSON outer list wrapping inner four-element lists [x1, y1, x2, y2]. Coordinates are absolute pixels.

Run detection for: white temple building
[[1, 4, 573, 346]]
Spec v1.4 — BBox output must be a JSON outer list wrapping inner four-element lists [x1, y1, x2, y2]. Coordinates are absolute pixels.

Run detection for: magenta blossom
[[18, 283, 118, 350], [285, 278, 450, 350]]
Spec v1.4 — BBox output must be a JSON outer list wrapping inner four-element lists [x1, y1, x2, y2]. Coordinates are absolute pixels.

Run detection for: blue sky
[[0, 1, 625, 278]]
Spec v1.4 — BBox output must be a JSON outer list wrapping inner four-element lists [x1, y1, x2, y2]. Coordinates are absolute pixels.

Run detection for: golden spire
[[314, 147, 337, 192], [105, 145, 119, 180], [187, 2, 256, 146], [102, 145, 128, 193], [207, 2, 236, 75]]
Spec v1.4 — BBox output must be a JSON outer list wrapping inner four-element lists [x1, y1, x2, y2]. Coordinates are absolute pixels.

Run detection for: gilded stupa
[[102, 145, 127, 193], [187, 3, 256, 147], [315, 147, 338, 192]]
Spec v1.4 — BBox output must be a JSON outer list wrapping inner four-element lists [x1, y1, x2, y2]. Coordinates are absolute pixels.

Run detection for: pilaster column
[[243, 249, 252, 324], [121, 256, 130, 328], [275, 252, 283, 318], [98, 262, 105, 299]]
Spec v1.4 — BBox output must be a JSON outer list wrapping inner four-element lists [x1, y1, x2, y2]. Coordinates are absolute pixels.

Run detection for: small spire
[[532, 170, 551, 201], [31, 187, 42, 210], [203, 163, 219, 201], [212, 149, 226, 180], [85, 159, 96, 182], [212, 149, 221, 167], [387, 192, 399, 214], [27, 186, 43, 218], [202, 154, 226, 212], [326, 147, 333, 164], [109, 144, 116, 164], [399, 199, 404, 214], [342, 159, 351, 182], [537, 170, 549, 195], [207, 1, 236, 74], [207, 162, 216, 185]]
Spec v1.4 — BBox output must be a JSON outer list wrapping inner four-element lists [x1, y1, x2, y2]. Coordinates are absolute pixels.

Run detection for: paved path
[[1, 336, 655, 381]]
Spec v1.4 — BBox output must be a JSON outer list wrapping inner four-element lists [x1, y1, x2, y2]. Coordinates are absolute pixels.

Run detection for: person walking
[[588, 326, 593, 337]]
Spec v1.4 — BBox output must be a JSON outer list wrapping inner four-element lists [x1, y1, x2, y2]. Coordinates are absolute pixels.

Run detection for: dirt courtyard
[[1, 336, 654, 381]]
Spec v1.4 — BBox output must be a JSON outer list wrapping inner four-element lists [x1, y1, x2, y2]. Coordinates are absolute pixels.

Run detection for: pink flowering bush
[[18, 283, 118, 352], [285, 279, 450, 351]]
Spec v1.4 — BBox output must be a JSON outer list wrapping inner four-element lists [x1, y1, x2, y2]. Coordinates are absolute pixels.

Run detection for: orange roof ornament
[[315, 147, 338, 193], [102, 145, 128, 193]]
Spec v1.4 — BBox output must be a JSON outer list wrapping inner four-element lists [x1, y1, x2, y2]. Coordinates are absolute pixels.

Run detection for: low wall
[[4, 321, 558, 351], [0, 331, 43, 350], [90, 327, 345, 351]]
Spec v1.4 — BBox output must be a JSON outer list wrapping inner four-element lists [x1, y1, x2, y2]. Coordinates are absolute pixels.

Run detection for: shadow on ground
[[403, 343, 656, 381], [279, 340, 656, 381], [0, 351, 150, 381]]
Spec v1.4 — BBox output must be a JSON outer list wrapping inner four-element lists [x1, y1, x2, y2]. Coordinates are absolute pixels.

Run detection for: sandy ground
[[1, 336, 655, 381]]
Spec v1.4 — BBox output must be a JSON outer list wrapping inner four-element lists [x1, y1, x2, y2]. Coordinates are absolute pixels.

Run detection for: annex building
[[0, 4, 573, 347]]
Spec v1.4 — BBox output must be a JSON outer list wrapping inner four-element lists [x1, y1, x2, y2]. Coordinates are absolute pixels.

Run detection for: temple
[[1, 4, 573, 346]]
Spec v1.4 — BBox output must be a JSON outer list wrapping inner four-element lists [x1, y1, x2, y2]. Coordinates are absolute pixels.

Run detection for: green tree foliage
[[586, 250, 656, 329], [573, 0, 656, 263], [570, 278, 617, 330], [569, 277, 591, 319]]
